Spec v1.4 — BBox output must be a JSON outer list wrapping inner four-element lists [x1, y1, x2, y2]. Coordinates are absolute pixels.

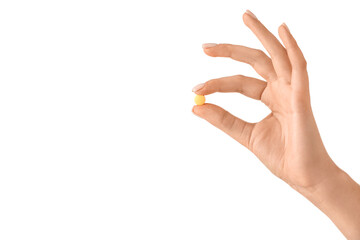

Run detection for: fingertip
[[245, 10, 257, 19], [278, 23, 289, 36], [192, 103, 210, 117], [242, 13, 250, 25], [192, 104, 201, 114], [278, 24, 291, 48], [192, 83, 205, 93], [194, 87, 209, 96], [202, 43, 217, 49], [192, 105, 206, 120], [192, 104, 203, 114], [282, 23, 290, 33], [242, 10, 257, 26], [203, 47, 216, 57], [192, 106, 204, 120], [202, 43, 217, 55]]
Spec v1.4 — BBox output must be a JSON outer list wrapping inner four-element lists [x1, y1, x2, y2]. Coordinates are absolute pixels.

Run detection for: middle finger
[[243, 10, 292, 81]]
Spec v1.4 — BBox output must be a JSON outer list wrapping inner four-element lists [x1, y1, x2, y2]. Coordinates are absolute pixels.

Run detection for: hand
[[192, 10, 360, 239], [193, 10, 337, 189]]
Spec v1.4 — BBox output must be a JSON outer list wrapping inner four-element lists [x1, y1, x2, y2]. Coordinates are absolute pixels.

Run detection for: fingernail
[[282, 23, 290, 33], [245, 10, 257, 19], [202, 43, 217, 49], [192, 83, 205, 92]]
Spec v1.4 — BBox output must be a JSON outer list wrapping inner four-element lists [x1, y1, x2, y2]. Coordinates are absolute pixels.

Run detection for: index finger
[[203, 44, 277, 81]]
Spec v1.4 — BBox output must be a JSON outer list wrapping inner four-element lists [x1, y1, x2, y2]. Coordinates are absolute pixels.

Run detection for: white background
[[0, 0, 359, 239]]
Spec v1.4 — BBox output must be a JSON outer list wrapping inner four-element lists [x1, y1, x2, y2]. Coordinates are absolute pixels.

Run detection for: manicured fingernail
[[202, 43, 217, 49], [192, 83, 205, 92], [282, 23, 290, 33], [245, 10, 257, 19]]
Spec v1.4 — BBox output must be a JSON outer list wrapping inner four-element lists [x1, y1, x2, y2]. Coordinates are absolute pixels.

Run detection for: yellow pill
[[194, 95, 206, 105]]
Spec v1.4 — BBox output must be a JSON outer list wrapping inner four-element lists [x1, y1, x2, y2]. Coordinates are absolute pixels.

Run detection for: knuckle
[[271, 48, 287, 59], [300, 59, 307, 68], [223, 44, 234, 57], [234, 75, 245, 93], [254, 49, 267, 60], [222, 43, 232, 50], [206, 78, 219, 91], [250, 49, 268, 66], [294, 58, 307, 69], [235, 74, 245, 79], [220, 111, 237, 130], [207, 78, 218, 85]]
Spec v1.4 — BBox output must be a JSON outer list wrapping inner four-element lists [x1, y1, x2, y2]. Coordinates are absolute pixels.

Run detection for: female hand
[[193, 10, 334, 190], [192, 10, 360, 239]]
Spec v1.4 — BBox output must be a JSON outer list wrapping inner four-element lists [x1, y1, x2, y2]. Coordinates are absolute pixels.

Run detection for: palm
[[250, 112, 285, 175], [249, 80, 291, 178], [246, 82, 328, 187]]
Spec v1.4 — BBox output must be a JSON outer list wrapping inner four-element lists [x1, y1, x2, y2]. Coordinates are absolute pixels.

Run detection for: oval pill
[[194, 95, 206, 105]]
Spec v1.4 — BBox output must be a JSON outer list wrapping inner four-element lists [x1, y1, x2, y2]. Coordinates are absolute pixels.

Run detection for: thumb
[[193, 103, 254, 149]]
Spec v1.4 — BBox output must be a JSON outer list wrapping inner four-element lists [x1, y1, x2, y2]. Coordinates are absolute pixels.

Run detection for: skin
[[192, 10, 360, 239]]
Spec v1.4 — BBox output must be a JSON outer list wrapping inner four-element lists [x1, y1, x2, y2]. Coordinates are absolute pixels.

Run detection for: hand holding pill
[[191, 10, 360, 238]]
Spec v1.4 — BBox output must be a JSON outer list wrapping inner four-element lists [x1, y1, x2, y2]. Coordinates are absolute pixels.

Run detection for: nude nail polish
[[282, 23, 290, 33], [202, 43, 217, 49], [192, 83, 205, 92], [245, 10, 258, 19]]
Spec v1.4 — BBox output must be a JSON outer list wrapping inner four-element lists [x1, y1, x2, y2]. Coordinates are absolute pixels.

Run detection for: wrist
[[295, 164, 343, 205], [293, 163, 360, 239]]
